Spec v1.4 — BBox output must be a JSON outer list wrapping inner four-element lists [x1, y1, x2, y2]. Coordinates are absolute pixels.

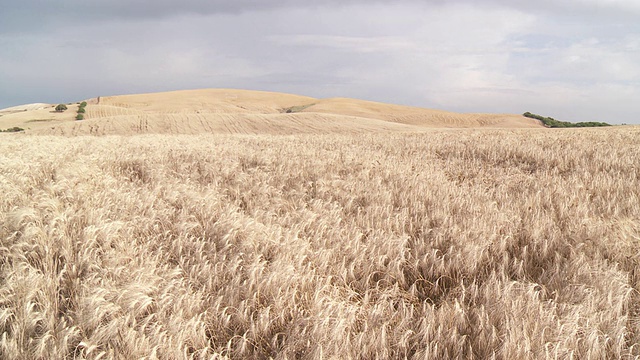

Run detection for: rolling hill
[[0, 89, 543, 135]]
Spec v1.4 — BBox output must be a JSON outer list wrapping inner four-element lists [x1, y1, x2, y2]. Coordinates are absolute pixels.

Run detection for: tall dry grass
[[1, 128, 639, 359]]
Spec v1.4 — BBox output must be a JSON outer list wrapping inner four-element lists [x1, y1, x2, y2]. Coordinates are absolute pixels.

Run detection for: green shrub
[[76, 114, 84, 120], [1, 127, 24, 133], [80, 101, 87, 107], [280, 103, 315, 114], [78, 108, 86, 114], [523, 112, 611, 128], [55, 104, 68, 112]]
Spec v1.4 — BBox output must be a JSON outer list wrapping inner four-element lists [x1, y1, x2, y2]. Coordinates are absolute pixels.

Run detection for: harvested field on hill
[[0, 103, 78, 130], [38, 112, 421, 136], [300, 97, 541, 128], [1, 89, 542, 135], [1, 127, 639, 359]]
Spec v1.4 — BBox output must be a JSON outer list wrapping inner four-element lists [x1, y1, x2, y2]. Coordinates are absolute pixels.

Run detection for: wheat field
[[1, 127, 639, 359]]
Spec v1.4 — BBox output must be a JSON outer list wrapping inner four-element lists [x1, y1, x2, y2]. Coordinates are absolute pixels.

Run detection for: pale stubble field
[[1, 128, 639, 359]]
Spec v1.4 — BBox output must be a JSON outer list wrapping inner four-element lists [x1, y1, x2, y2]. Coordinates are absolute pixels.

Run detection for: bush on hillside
[[280, 103, 315, 114], [55, 104, 68, 112], [523, 112, 611, 128], [76, 114, 84, 120], [1, 127, 25, 132]]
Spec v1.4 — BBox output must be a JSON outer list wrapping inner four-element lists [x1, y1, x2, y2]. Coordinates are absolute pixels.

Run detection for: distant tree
[[55, 104, 68, 112], [76, 114, 84, 120]]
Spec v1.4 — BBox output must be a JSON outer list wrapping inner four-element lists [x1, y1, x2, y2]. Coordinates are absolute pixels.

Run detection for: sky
[[1, 0, 639, 124]]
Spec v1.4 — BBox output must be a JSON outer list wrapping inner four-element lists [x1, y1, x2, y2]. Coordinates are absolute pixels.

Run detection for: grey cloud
[[0, 0, 382, 32], [2, 0, 639, 33]]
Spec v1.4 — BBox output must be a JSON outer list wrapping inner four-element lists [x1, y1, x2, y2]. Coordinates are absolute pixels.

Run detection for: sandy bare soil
[[0, 89, 542, 135]]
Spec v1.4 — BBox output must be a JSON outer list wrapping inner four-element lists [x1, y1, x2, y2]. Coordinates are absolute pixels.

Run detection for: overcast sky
[[1, 0, 639, 123]]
